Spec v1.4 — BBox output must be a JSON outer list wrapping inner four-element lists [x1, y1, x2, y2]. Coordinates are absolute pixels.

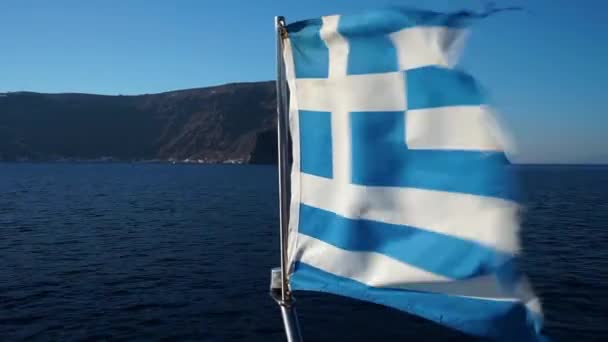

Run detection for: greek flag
[[282, 8, 545, 341]]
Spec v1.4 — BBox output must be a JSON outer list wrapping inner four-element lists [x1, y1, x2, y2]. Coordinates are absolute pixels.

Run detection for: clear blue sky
[[1, 0, 606, 164]]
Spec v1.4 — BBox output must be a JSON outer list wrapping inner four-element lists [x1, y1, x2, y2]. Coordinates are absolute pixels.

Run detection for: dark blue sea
[[1, 163, 607, 341]]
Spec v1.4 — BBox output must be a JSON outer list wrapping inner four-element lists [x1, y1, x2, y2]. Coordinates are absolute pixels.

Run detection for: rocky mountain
[[0, 81, 277, 164]]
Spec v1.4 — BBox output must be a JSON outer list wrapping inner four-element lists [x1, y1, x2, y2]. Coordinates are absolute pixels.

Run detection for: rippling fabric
[[282, 8, 545, 341]]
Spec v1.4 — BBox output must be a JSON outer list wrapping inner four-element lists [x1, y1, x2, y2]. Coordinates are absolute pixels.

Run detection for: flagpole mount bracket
[[270, 267, 295, 307], [270, 267, 302, 341]]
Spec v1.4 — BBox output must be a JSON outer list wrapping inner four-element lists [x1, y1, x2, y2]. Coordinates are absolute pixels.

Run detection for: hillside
[[0, 81, 277, 163]]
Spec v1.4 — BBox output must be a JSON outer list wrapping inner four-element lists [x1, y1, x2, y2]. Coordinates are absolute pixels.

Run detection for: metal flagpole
[[271, 16, 303, 342]]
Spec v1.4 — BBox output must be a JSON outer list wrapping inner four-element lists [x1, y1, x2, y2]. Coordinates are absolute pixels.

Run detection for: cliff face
[[0, 81, 278, 163]]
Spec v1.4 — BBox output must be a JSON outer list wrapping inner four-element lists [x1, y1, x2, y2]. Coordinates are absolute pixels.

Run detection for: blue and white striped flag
[[282, 8, 545, 341]]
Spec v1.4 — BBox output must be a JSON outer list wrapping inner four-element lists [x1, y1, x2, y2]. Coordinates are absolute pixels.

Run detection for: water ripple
[[0, 163, 606, 341]]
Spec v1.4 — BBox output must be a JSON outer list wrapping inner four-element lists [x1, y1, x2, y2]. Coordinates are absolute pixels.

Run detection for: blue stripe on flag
[[407, 66, 486, 109], [286, 19, 329, 78], [291, 262, 546, 342], [334, 8, 476, 36], [350, 111, 517, 200], [338, 15, 399, 75], [299, 110, 333, 178], [299, 204, 518, 281]]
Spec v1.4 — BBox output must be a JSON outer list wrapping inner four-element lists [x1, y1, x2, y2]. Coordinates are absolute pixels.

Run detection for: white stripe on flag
[[296, 234, 540, 308], [300, 173, 521, 253], [295, 73, 406, 112], [390, 26, 468, 70], [320, 15, 351, 185], [296, 233, 448, 284], [406, 105, 502, 151], [320, 15, 348, 78]]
